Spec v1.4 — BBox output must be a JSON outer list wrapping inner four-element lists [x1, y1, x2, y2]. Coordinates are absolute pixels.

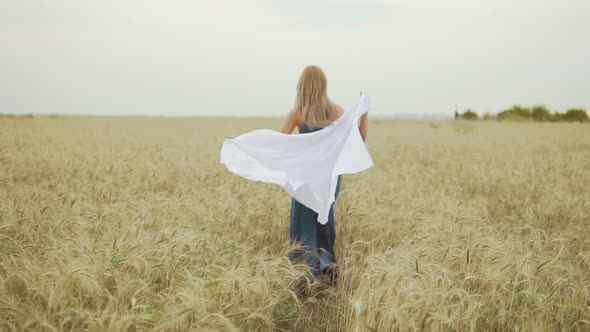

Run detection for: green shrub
[[531, 105, 550, 121], [497, 105, 531, 121], [462, 109, 479, 120], [562, 108, 588, 122]]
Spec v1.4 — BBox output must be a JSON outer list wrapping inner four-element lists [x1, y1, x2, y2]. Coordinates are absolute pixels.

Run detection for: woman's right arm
[[279, 109, 298, 134], [359, 113, 368, 142]]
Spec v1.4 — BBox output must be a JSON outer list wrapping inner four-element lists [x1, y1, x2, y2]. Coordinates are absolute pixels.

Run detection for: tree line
[[455, 105, 589, 122]]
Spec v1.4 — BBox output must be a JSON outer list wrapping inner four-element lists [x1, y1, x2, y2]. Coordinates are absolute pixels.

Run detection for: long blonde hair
[[294, 65, 342, 129]]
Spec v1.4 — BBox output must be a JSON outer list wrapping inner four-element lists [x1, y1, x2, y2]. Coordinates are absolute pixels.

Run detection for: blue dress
[[289, 123, 342, 277]]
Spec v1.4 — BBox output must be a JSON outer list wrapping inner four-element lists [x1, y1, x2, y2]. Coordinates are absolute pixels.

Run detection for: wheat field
[[0, 116, 589, 331]]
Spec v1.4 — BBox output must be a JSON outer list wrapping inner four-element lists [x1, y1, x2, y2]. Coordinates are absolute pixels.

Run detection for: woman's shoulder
[[288, 108, 303, 128]]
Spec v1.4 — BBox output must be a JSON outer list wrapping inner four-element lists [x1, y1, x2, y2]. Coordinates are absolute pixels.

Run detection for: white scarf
[[220, 93, 374, 224]]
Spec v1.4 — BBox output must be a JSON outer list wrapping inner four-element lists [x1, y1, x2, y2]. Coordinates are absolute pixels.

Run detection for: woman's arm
[[279, 109, 298, 134], [359, 112, 368, 142]]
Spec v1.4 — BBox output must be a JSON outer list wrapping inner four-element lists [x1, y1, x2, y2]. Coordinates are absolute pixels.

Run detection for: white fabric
[[220, 93, 374, 224]]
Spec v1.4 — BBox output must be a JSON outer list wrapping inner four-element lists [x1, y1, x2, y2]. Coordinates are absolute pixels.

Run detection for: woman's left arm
[[279, 109, 298, 134]]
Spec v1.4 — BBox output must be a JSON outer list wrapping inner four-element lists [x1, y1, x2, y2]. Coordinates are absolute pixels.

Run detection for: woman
[[278, 65, 368, 284]]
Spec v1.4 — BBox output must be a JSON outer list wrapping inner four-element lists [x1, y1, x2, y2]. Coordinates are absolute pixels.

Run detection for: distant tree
[[531, 105, 550, 121], [497, 105, 531, 121], [462, 109, 479, 120], [511, 105, 531, 118], [483, 113, 494, 120], [491, 105, 587, 122], [562, 108, 589, 122]]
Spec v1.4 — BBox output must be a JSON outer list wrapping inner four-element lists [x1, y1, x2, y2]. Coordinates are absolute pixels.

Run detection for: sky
[[1, 0, 589, 117]]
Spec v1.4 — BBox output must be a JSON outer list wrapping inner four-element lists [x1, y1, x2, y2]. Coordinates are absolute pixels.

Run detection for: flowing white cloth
[[220, 93, 374, 224]]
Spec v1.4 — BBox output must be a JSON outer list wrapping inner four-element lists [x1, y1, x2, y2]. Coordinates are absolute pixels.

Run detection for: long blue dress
[[289, 123, 342, 277]]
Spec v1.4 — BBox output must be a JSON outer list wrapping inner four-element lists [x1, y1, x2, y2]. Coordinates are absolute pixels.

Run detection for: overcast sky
[[1, 0, 589, 116]]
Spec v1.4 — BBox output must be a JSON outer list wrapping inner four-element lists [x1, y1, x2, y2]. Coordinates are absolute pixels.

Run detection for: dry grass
[[1, 116, 589, 331]]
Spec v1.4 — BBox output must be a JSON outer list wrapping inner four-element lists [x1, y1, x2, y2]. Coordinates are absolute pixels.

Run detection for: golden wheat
[[0, 116, 589, 331]]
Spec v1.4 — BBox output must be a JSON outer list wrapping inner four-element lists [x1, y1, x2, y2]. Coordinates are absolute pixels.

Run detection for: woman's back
[[283, 102, 367, 141], [298, 122, 330, 134]]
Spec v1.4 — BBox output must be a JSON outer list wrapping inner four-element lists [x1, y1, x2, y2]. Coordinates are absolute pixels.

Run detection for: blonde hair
[[294, 65, 342, 129]]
